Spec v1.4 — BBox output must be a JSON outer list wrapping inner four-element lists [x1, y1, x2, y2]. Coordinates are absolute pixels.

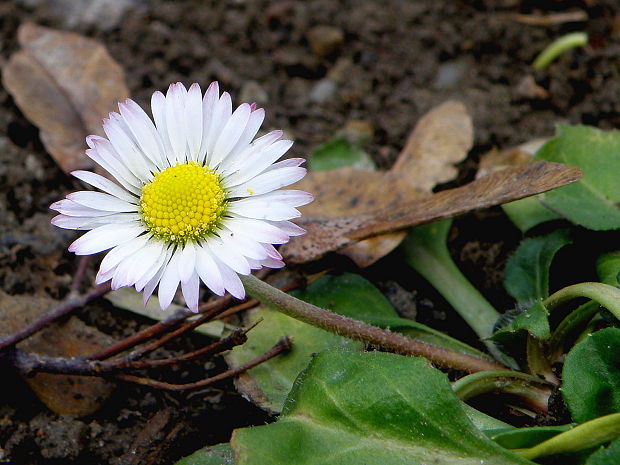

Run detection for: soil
[[1, 0, 619, 463]]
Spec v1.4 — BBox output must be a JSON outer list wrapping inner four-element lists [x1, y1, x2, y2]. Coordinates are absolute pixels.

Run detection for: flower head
[[51, 82, 312, 311]]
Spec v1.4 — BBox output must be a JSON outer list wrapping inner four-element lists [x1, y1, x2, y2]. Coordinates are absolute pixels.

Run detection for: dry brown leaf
[[0, 291, 115, 417], [281, 161, 583, 264], [391, 101, 473, 190], [296, 101, 473, 267], [476, 138, 547, 178], [2, 23, 129, 173]]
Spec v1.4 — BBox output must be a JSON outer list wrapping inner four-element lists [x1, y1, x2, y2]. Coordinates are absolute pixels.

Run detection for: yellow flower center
[[140, 162, 226, 243]]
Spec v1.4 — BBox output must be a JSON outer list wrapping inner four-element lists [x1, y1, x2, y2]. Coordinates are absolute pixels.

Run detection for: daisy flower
[[51, 82, 312, 311]]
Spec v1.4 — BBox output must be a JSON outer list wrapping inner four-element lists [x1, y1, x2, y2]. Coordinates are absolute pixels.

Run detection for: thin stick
[[0, 282, 111, 352], [115, 337, 292, 391], [85, 295, 233, 361], [120, 297, 242, 361], [69, 256, 91, 297], [105, 329, 248, 370], [240, 274, 506, 373], [7, 329, 250, 375]]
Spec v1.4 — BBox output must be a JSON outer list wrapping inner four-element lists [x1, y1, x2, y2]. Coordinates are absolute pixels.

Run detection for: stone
[[306, 25, 344, 58]]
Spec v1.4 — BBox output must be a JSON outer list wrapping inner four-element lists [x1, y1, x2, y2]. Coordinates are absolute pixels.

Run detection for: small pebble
[[306, 25, 344, 58]]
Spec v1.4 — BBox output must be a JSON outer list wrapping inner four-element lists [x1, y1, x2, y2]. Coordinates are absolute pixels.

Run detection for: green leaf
[[105, 287, 225, 338], [504, 229, 572, 304], [463, 405, 513, 432], [290, 273, 396, 319], [562, 328, 620, 423], [502, 195, 563, 232], [516, 413, 620, 460], [231, 350, 533, 465], [585, 438, 620, 465], [492, 300, 550, 342], [175, 443, 235, 465], [485, 425, 572, 449], [534, 125, 620, 230], [227, 273, 487, 412], [309, 134, 375, 171], [224, 304, 361, 413], [597, 251, 620, 287]]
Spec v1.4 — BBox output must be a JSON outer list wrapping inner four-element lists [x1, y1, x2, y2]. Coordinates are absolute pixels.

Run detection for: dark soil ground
[[1, 0, 620, 463]]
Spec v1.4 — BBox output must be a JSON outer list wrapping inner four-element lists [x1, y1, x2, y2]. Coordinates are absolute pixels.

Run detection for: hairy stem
[[239, 274, 506, 373]]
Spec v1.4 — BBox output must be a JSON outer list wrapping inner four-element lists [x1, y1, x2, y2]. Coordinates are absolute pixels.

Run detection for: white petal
[[260, 257, 285, 269], [212, 255, 245, 299], [85, 144, 141, 195], [158, 248, 182, 310], [52, 213, 141, 230], [267, 220, 306, 236], [228, 198, 300, 221], [89, 137, 144, 187], [178, 241, 197, 283], [195, 244, 225, 296], [219, 228, 268, 260], [207, 238, 251, 274], [115, 240, 164, 289], [219, 130, 284, 177], [103, 115, 154, 182], [228, 167, 306, 197], [265, 157, 305, 170], [151, 91, 173, 159], [136, 244, 170, 291], [251, 130, 284, 150], [67, 191, 138, 213], [71, 170, 138, 203], [218, 109, 266, 175], [225, 139, 294, 187], [224, 217, 290, 244], [198, 81, 220, 163], [99, 234, 151, 276], [118, 99, 166, 168], [51, 199, 121, 217], [261, 243, 283, 260], [245, 257, 263, 270], [143, 252, 170, 306], [69, 223, 144, 255], [165, 83, 189, 164], [242, 189, 313, 207], [185, 83, 203, 161], [211, 103, 251, 168], [205, 92, 232, 165], [181, 271, 200, 312]]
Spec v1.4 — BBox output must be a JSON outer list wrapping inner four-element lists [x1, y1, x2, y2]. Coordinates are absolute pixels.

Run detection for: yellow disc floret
[[140, 162, 226, 243]]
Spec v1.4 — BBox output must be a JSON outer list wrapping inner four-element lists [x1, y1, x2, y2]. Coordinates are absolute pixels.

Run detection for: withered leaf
[[2, 23, 129, 173], [281, 161, 583, 264], [476, 138, 547, 178], [0, 291, 115, 417], [296, 101, 473, 267]]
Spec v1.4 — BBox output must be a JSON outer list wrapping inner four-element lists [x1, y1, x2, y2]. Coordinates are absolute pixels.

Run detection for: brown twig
[[6, 328, 251, 375], [86, 271, 299, 362], [107, 329, 248, 370], [69, 256, 91, 297], [511, 11, 587, 26], [0, 282, 111, 352], [114, 337, 292, 391], [85, 295, 234, 361]]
